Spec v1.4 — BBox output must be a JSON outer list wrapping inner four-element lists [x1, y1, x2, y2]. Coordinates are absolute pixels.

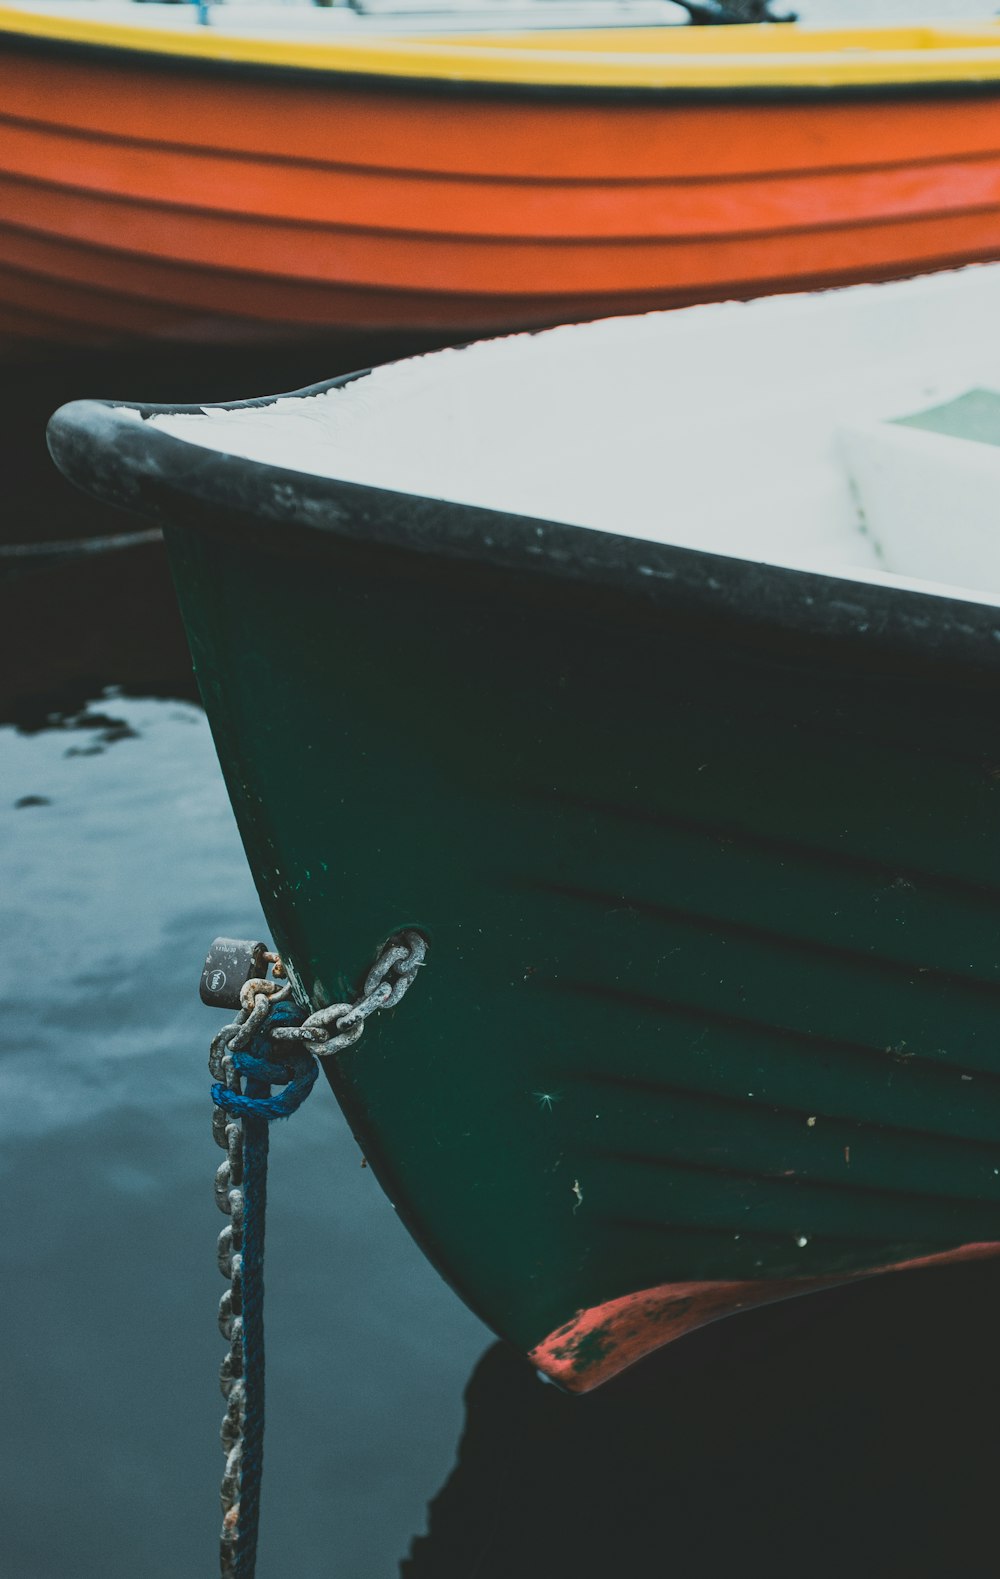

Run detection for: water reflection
[[0, 550, 487, 1578], [0, 540, 195, 729], [408, 1263, 1000, 1577]]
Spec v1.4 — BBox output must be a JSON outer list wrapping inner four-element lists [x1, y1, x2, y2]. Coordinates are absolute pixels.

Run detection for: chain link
[[208, 930, 426, 1576], [271, 930, 427, 1051], [212, 991, 279, 1578]]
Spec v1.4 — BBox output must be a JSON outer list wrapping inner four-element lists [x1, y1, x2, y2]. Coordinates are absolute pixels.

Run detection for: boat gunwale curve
[[46, 383, 1000, 675], [10, 15, 1000, 102]]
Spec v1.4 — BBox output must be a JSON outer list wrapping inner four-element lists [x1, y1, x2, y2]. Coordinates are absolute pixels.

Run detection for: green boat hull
[[48, 392, 1000, 1388]]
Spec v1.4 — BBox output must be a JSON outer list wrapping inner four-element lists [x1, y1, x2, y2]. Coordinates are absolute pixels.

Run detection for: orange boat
[[6, 4, 1000, 352]]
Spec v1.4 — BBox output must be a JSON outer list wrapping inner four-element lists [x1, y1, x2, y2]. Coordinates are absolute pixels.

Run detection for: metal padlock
[[200, 937, 269, 1010]]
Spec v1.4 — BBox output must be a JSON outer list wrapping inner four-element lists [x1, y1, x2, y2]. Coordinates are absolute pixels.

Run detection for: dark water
[[5, 344, 1000, 1579], [0, 341, 490, 1579]]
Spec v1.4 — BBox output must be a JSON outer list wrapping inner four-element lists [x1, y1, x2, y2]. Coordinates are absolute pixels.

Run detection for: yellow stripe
[[3, 6, 1000, 88]]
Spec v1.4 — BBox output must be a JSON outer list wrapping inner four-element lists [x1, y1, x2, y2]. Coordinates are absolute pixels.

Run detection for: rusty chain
[[206, 930, 427, 1578]]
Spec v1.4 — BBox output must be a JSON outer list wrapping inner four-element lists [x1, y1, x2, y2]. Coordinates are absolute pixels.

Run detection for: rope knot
[[211, 999, 318, 1121]]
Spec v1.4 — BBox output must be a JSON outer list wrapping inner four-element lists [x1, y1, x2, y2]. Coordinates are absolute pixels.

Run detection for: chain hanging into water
[[204, 930, 427, 1579]]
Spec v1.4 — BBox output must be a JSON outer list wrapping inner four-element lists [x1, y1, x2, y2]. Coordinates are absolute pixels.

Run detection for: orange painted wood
[[529, 1242, 1000, 1392], [0, 255, 203, 334], [7, 168, 1000, 294], [6, 42, 1000, 347], [11, 116, 1000, 240], [6, 53, 1000, 181]]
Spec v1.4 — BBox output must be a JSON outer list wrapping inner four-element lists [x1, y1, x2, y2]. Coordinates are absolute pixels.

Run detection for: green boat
[[48, 263, 1000, 1392]]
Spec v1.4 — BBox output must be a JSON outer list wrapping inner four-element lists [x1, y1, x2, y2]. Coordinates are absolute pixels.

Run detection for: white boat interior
[[10, 0, 695, 35], [9, 0, 993, 36], [136, 264, 1000, 609]]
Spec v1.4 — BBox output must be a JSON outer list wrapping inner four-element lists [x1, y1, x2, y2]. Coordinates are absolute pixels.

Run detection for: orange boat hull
[[7, 39, 1000, 352]]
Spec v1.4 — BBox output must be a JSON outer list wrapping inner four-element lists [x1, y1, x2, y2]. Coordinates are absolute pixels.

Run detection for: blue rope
[[212, 998, 316, 1579]]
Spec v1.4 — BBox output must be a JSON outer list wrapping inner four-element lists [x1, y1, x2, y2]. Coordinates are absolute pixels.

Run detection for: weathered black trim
[[45, 373, 1000, 678], [46, 376, 1000, 669], [8, 23, 1000, 106]]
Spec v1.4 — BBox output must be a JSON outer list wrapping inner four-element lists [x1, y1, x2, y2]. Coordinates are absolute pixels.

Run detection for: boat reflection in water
[[406, 1257, 1000, 1575], [48, 262, 1000, 1400]]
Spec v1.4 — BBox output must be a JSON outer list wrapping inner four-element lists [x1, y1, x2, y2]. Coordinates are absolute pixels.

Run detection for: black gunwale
[[8, 23, 1000, 104], [46, 374, 1000, 676]]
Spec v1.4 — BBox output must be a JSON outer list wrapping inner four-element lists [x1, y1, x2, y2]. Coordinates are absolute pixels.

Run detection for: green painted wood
[[161, 515, 1000, 1359]]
